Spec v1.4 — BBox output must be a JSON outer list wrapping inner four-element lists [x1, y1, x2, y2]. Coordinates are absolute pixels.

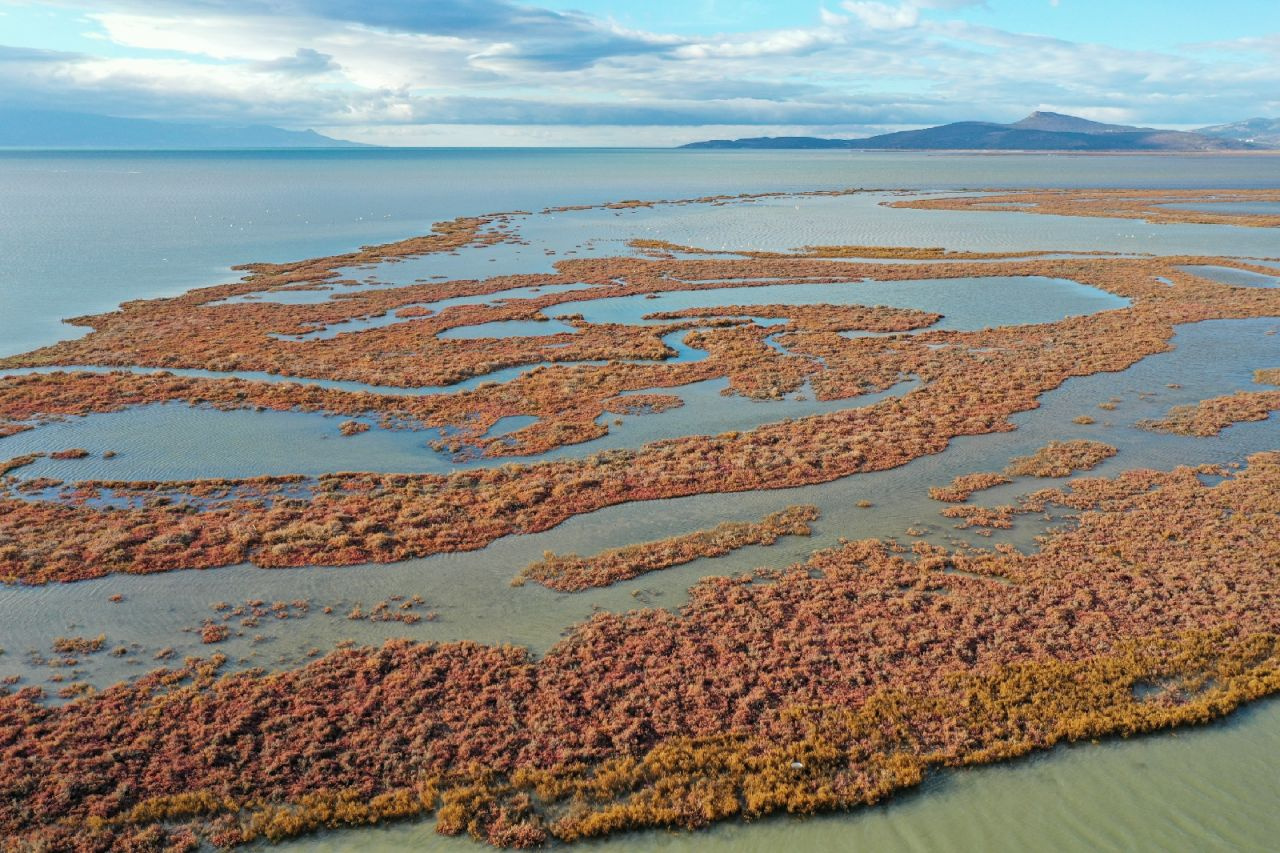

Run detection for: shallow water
[[1180, 264, 1278, 288], [1, 376, 916, 481], [438, 317, 578, 339], [5, 150, 1280, 358], [565, 275, 1126, 330], [1161, 200, 1280, 216], [541, 190, 1280, 260], [435, 275, 1125, 340]]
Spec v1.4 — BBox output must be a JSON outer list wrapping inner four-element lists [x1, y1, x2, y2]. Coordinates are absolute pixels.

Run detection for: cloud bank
[[1, 0, 1276, 144]]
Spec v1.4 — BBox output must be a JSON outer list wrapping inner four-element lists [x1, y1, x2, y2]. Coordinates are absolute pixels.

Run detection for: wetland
[[1, 150, 1278, 851]]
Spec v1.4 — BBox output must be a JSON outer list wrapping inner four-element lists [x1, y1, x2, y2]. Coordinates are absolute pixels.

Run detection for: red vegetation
[[600, 394, 684, 416], [514, 505, 819, 592], [941, 504, 1015, 530], [1140, 390, 1280, 436], [642, 303, 941, 333], [928, 472, 1011, 503], [338, 420, 370, 437], [348, 596, 434, 625], [932, 440, 1117, 505], [50, 635, 105, 655], [1, 245, 1279, 583], [200, 623, 231, 644], [0, 454, 43, 478], [890, 189, 1280, 229], [1, 454, 1278, 848], [1004, 440, 1117, 478]]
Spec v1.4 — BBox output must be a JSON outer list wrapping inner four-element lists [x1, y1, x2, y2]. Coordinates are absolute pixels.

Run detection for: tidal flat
[[0, 151, 1279, 851]]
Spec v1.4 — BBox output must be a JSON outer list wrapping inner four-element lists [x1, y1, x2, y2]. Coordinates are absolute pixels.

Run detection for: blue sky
[[1, 0, 1276, 145]]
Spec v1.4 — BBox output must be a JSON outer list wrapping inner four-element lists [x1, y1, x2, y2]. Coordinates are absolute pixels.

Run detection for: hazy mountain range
[[2, 107, 1276, 151], [0, 108, 367, 149], [681, 111, 1277, 151], [1196, 118, 1280, 147]]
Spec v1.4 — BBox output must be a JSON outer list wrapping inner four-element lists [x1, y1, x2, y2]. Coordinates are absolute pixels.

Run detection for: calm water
[[4, 149, 1280, 357], [2, 150, 1279, 852]]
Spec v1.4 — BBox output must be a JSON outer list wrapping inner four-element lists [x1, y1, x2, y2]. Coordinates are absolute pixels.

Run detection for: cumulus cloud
[[2, 0, 1276, 141], [841, 0, 984, 31]]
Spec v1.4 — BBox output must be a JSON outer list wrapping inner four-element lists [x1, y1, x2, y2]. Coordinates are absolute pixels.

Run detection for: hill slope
[[1197, 118, 1280, 147]]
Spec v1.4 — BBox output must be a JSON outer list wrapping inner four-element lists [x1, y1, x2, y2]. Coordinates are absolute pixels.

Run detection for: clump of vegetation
[[51, 635, 105, 655], [941, 504, 1015, 530], [601, 394, 684, 416], [199, 622, 230, 644], [347, 595, 435, 625], [928, 472, 1011, 503], [0, 453, 44, 478], [1005, 440, 1117, 478], [643, 303, 941, 333], [1139, 390, 1280, 436], [514, 505, 819, 591], [889, 188, 1280, 229]]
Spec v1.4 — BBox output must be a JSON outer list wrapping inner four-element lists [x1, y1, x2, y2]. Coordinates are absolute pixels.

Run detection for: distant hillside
[[681, 111, 1264, 152], [0, 108, 370, 149], [1197, 118, 1280, 147], [1007, 111, 1147, 134], [678, 135, 858, 150]]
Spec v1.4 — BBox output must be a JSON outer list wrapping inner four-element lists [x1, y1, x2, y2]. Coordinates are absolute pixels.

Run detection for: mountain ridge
[[0, 108, 370, 149], [681, 111, 1269, 152], [1196, 117, 1280, 147]]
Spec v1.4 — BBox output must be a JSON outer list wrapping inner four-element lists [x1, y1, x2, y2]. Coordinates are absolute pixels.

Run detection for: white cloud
[[0, 0, 1275, 140], [841, 2, 920, 30], [840, 0, 984, 31]]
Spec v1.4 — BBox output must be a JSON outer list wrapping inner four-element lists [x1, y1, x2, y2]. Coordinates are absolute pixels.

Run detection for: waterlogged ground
[[1, 155, 1279, 851], [1, 316, 1273, 690]]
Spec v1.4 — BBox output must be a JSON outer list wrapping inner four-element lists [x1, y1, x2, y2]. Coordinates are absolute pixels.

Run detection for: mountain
[[1008, 111, 1146, 134], [0, 108, 370, 149], [680, 111, 1264, 151], [676, 135, 859, 150], [1196, 118, 1280, 147]]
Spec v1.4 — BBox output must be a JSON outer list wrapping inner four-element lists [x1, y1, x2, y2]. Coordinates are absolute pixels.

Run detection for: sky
[[0, 0, 1277, 146]]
